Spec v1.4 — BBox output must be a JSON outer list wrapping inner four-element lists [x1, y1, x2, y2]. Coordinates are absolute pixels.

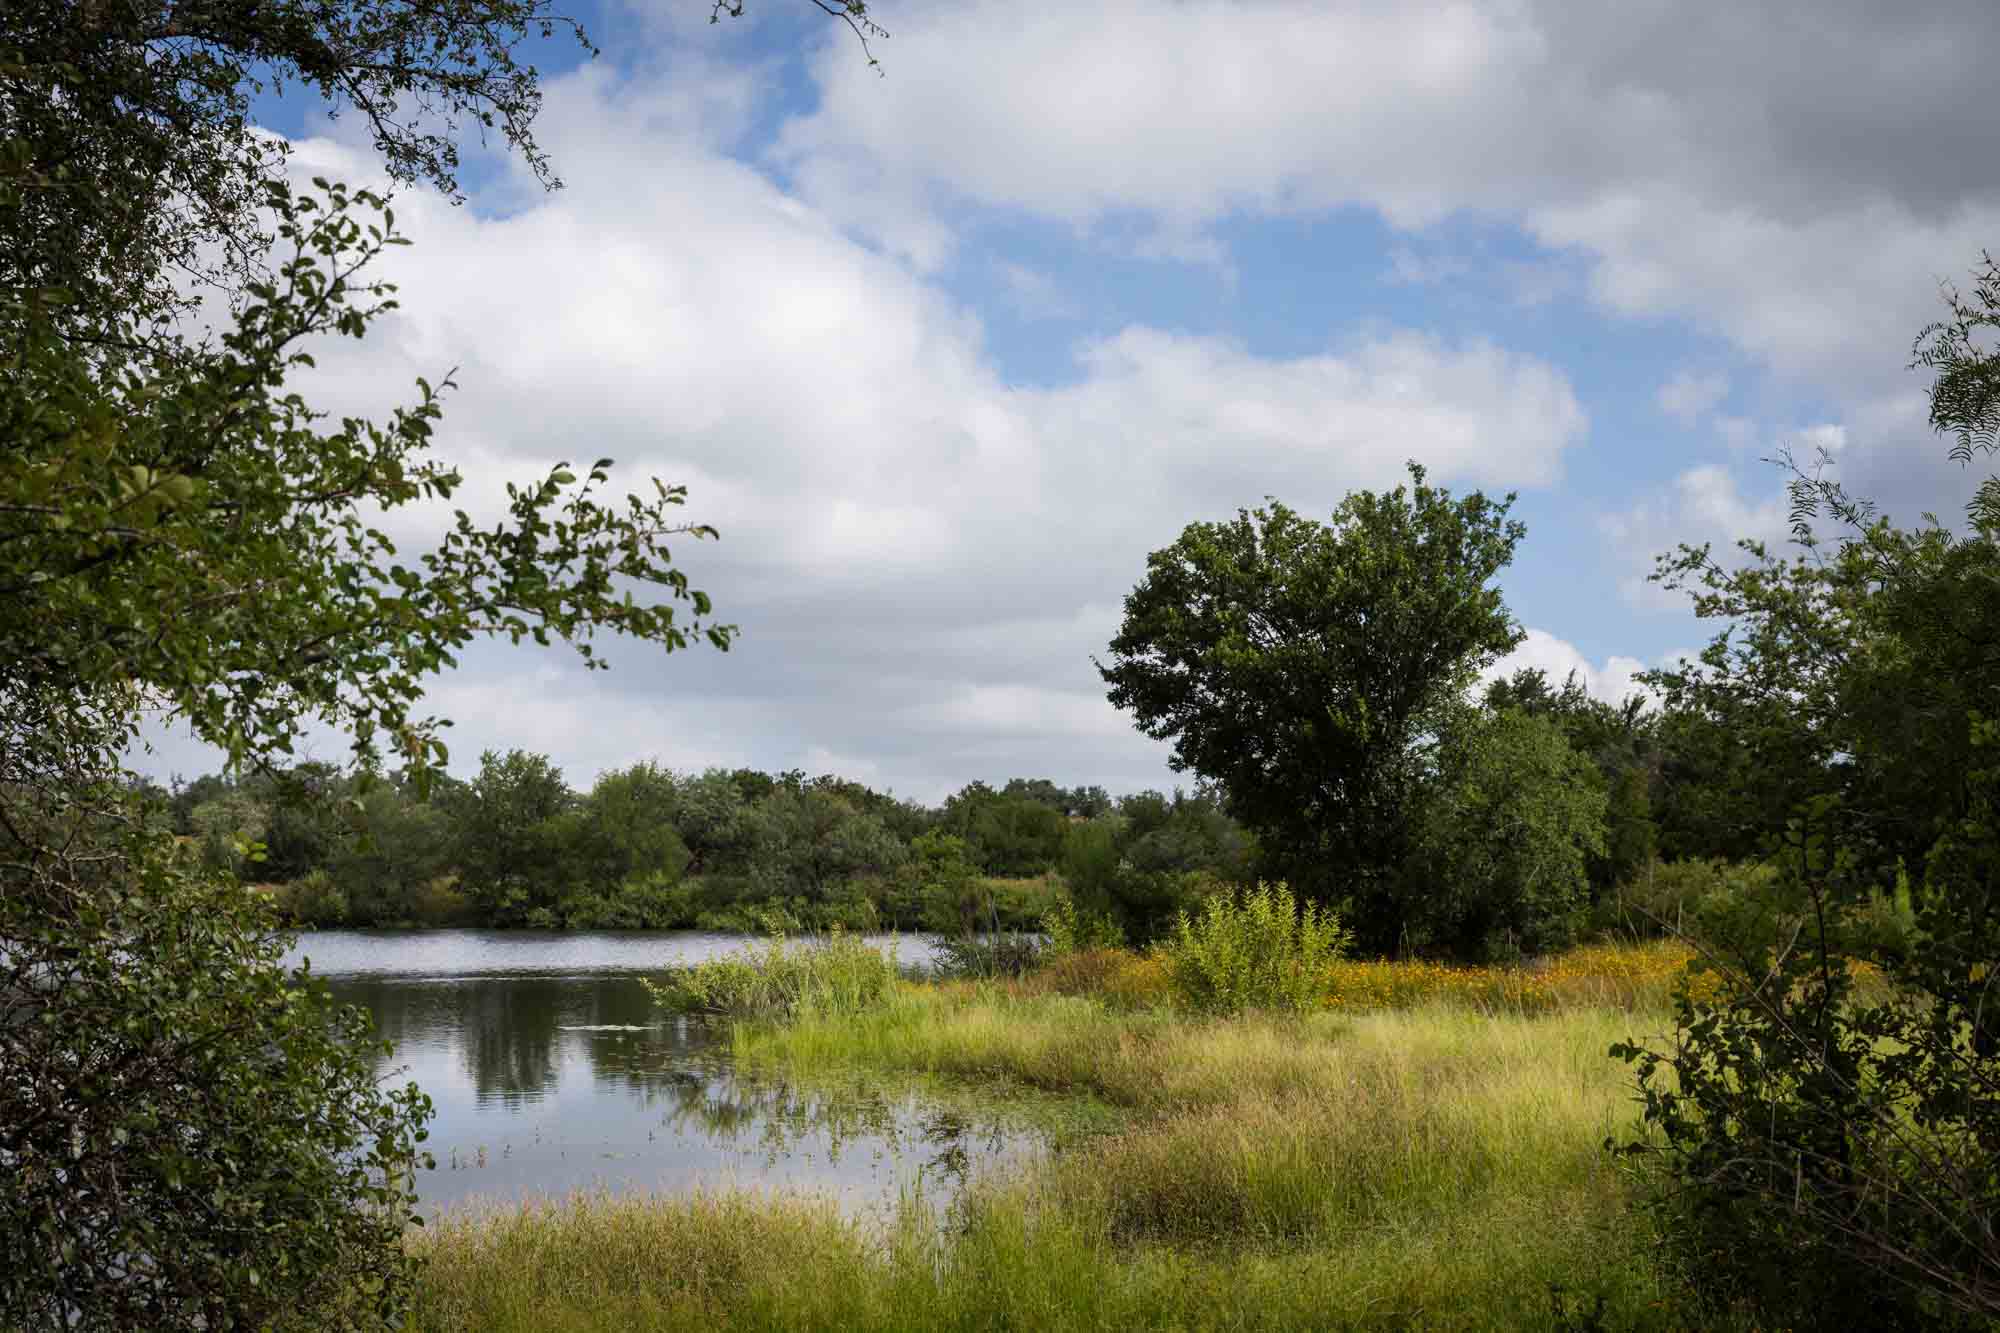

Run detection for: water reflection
[[292, 931, 1030, 1218]]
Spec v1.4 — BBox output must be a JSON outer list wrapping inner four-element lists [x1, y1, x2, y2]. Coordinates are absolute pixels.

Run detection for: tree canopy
[[1098, 463, 1526, 944], [0, 0, 873, 1323]]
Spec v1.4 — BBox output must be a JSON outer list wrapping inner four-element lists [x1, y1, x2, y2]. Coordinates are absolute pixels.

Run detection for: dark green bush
[[1, 825, 433, 1330]]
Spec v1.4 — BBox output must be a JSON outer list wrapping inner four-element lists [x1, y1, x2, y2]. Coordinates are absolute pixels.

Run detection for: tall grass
[[410, 995, 1708, 1330], [640, 928, 899, 1020], [409, 940, 1747, 1329]]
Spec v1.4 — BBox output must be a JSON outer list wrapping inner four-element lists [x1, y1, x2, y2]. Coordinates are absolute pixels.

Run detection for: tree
[[0, 0, 884, 339], [449, 749, 576, 925], [323, 777, 460, 923], [3, 0, 889, 1318], [1401, 706, 1608, 960], [4, 181, 732, 778], [575, 762, 691, 888], [1483, 666, 1659, 892], [745, 786, 905, 908], [1611, 264, 2000, 1328], [1099, 463, 1526, 951]]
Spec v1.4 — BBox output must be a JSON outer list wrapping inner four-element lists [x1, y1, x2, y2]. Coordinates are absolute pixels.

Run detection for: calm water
[[281, 930, 1033, 1219]]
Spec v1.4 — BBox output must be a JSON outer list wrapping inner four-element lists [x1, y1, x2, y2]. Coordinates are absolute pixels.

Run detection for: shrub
[[1, 825, 432, 1330], [560, 868, 699, 929], [1102, 952, 1174, 1009], [1590, 858, 1773, 940], [407, 874, 472, 927], [272, 867, 348, 927], [1040, 888, 1126, 957], [642, 928, 898, 1020], [928, 930, 1044, 980], [1156, 881, 1351, 1013], [1010, 943, 1172, 1009]]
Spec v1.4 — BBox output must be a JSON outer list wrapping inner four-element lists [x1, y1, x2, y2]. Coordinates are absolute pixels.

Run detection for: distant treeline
[[137, 664, 1866, 956], [146, 761, 1250, 938]]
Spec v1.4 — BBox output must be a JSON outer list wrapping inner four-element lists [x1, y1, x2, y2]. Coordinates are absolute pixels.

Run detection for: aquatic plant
[[642, 926, 899, 1021]]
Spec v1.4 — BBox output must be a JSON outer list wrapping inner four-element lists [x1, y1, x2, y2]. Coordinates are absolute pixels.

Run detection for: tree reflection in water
[[309, 954, 1040, 1217]]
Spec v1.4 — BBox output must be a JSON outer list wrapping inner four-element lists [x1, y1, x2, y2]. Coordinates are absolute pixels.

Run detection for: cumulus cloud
[[1483, 629, 1700, 709], [140, 4, 1998, 797], [1598, 462, 1795, 607], [784, 0, 2000, 507], [165, 70, 1587, 799]]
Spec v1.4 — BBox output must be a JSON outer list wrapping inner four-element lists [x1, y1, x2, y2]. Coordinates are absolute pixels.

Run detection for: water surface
[[283, 930, 1029, 1219]]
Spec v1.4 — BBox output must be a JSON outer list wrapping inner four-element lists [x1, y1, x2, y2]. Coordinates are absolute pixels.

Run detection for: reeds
[[640, 928, 899, 1021]]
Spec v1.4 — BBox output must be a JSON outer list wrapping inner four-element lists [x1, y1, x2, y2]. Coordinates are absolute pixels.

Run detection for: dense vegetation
[[164, 668, 1731, 961], [8, 0, 2000, 1326], [0, 0, 862, 1326]]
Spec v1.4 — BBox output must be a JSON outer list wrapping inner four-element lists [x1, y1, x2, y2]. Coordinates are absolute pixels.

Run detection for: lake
[[281, 930, 1037, 1220]]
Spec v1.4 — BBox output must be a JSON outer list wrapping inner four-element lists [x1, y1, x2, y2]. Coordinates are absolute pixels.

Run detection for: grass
[[639, 927, 900, 1020], [410, 945, 1725, 1330]]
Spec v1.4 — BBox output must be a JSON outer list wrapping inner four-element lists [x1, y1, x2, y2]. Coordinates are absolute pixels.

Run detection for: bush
[[407, 874, 472, 926], [1590, 858, 1773, 940], [1156, 881, 1351, 1013], [1, 825, 432, 1329], [560, 868, 699, 929], [642, 928, 898, 1020], [1041, 889, 1126, 957], [1017, 946, 1172, 1009], [1102, 952, 1174, 1009], [928, 930, 1044, 980], [272, 867, 349, 927]]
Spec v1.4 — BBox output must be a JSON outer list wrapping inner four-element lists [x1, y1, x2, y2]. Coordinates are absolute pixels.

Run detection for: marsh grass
[[413, 985, 1716, 1329], [640, 927, 898, 1020]]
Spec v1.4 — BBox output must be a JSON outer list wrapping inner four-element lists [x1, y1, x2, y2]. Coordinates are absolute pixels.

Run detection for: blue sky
[[150, 0, 2000, 801]]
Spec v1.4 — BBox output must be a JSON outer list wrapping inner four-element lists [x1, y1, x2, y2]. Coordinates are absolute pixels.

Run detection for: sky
[[135, 0, 2000, 803]]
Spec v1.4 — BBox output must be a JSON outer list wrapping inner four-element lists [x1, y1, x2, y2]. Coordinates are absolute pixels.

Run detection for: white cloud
[[1599, 463, 1794, 607], [185, 73, 1587, 799], [1484, 629, 1698, 708], [780, 0, 2000, 462], [1656, 369, 1728, 425], [1794, 422, 1849, 458]]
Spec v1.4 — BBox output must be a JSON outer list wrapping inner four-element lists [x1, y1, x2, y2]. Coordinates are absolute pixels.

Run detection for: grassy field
[[409, 942, 1725, 1330]]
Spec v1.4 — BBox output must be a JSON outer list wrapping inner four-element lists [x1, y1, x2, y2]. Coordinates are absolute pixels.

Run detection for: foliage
[[2, 182, 732, 781], [746, 786, 907, 904], [1156, 881, 1351, 1014], [1608, 275, 2000, 1328], [642, 928, 899, 1021], [446, 749, 578, 924], [1400, 706, 1609, 961], [323, 782, 461, 925], [0, 744, 432, 1329], [274, 866, 351, 926], [0, 0, 600, 341], [904, 829, 984, 933], [1041, 888, 1127, 957], [1586, 858, 1775, 941], [1100, 464, 1525, 948], [1483, 666, 1660, 891], [927, 930, 1045, 980]]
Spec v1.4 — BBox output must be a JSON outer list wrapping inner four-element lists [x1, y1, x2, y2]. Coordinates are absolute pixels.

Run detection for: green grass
[[410, 987, 1717, 1330], [640, 928, 900, 1020]]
